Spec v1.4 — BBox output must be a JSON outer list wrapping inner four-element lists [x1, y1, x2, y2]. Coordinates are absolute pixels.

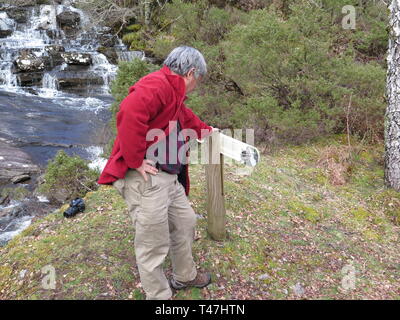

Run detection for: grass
[[1, 135, 400, 299]]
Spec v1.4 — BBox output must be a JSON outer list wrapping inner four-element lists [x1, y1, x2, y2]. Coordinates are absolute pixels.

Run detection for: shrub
[[151, 0, 247, 58], [353, 3, 389, 62], [222, 5, 386, 143], [103, 0, 388, 147], [37, 150, 99, 204]]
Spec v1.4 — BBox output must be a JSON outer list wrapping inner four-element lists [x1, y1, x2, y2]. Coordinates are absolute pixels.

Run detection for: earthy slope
[[1, 135, 399, 300]]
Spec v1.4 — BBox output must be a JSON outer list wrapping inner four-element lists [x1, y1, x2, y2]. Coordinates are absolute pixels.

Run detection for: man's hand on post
[[197, 126, 220, 143], [136, 159, 158, 181], [211, 126, 220, 133]]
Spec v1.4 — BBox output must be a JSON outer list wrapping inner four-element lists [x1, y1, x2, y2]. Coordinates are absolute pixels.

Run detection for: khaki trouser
[[112, 169, 197, 300]]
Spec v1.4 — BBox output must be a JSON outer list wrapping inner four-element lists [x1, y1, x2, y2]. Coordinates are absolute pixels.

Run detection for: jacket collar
[[160, 65, 188, 102]]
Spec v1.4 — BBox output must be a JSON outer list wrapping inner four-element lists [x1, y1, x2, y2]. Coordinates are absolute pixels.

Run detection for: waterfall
[[42, 72, 58, 89], [0, 1, 148, 246], [90, 53, 117, 93], [41, 72, 59, 97], [0, 1, 141, 96]]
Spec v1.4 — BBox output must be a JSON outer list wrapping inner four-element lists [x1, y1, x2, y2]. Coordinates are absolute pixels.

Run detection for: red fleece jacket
[[97, 65, 212, 195]]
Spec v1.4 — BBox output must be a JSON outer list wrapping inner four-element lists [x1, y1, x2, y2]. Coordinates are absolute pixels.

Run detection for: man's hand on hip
[[136, 159, 158, 182]]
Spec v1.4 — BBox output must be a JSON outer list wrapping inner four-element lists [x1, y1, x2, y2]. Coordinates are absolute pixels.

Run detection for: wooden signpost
[[200, 131, 260, 240]]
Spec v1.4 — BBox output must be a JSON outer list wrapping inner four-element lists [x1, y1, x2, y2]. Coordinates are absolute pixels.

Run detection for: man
[[97, 46, 217, 300]]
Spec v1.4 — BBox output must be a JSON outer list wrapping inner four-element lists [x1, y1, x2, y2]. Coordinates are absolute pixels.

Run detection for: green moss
[[363, 229, 380, 241], [315, 173, 328, 185], [350, 207, 370, 222], [300, 167, 329, 186], [0, 265, 13, 279], [37, 150, 99, 203], [359, 151, 375, 163], [125, 24, 142, 32], [312, 193, 324, 202], [288, 201, 322, 223], [371, 189, 400, 225]]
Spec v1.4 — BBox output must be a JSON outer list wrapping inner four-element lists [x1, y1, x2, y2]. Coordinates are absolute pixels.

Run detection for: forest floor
[[1, 135, 400, 300]]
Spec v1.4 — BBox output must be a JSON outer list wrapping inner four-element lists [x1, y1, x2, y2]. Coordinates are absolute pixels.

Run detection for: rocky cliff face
[[0, 139, 40, 185]]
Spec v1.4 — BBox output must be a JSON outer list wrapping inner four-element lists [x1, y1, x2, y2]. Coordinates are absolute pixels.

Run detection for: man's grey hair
[[164, 46, 207, 79]]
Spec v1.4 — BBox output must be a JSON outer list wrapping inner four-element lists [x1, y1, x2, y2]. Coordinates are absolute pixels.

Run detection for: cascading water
[[0, 1, 147, 245], [0, 1, 141, 96]]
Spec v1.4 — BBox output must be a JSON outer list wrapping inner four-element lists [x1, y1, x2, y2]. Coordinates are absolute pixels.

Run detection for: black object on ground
[[63, 198, 85, 218]]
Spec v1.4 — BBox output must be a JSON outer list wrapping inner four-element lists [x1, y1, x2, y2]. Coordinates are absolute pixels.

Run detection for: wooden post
[[205, 131, 226, 240]]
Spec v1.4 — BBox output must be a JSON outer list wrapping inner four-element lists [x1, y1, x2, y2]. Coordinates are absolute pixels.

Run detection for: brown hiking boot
[[169, 272, 212, 290]]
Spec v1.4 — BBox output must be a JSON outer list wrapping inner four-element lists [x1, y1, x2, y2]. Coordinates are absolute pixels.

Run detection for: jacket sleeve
[[182, 104, 212, 140], [116, 83, 164, 169]]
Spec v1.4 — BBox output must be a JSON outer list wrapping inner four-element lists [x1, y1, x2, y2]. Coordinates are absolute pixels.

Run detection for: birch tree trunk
[[385, 0, 400, 191]]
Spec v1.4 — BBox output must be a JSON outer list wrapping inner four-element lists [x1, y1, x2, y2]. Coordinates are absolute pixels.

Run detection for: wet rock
[[0, 194, 10, 206], [34, 173, 45, 187], [56, 10, 80, 36], [0, 204, 30, 218], [45, 45, 65, 67], [5, 6, 29, 24], [56, 10, 81, 27], [98, 32, 120, 48], [46, 29, 61, 40], [30, 141, 73, 148], [0, 209, 8, 219], [0, 141, 41, 185], [42, 55, 53, 70], [57, 71, 104, 88], [37, 20, 52, 31], [45, 45, 65, 56], [23, 87, 39, 95], [11, 174, 31, 184], [97, 46, 118, 64], [16, 72, 44, 87], [0, 12, 14, 38], [10, 205, 31, 218], [0, 29, 12, 38], [37, 0, 55, 4], [62, 64, 90, 72], [14, 50, 46, 73], [61, 52, 92, 66]]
